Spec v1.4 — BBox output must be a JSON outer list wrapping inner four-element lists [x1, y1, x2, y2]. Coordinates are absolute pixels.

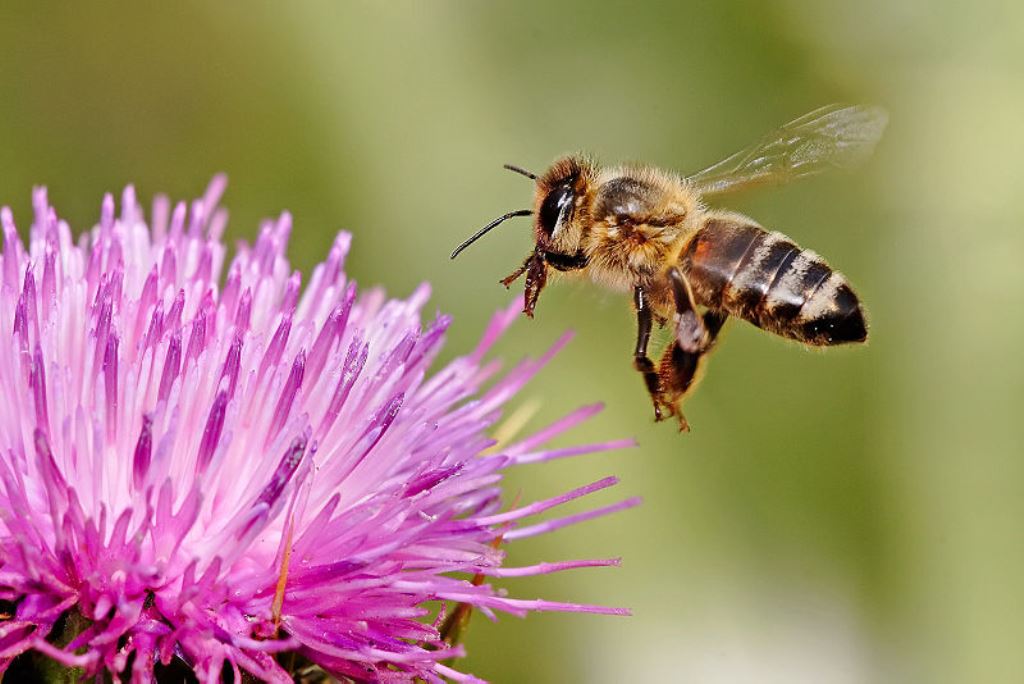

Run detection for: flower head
[[0, 177, 637, 682]]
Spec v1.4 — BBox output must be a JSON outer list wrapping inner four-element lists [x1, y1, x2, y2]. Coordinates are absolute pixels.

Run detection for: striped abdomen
[[679, 217, 866, 345]]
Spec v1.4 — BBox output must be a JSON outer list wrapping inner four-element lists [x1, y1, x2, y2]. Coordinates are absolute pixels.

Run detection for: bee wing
[[687, 104, 888, 198]]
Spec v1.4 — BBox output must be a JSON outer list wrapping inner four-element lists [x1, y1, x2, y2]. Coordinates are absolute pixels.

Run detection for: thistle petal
[[0, 179, 636, 682]]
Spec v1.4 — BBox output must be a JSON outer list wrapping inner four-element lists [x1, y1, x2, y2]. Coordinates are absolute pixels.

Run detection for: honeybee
[[451, 104, 888, 431]]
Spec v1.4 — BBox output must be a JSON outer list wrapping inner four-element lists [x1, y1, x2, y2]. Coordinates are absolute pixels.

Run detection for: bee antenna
[[450, 209, 533, 260], [503, 164, 538, 181]]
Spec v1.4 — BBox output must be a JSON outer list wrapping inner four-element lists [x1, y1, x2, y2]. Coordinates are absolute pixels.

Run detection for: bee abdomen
[[681, 218, 866, 345]]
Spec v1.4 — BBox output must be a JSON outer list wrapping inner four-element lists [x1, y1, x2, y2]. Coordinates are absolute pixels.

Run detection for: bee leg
[[521, 253, 548, 318], [657, 312, 728, 431], [500, 256, 531, 289], [632, 285, 671, 422], [659, 268, 729, 431], [657, 344, 697, 432], [501, 251, 548, 318], [668, 267, 712, 354], [703, 309, 728, 342]]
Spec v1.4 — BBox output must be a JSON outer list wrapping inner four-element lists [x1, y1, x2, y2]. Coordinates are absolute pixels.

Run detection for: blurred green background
[[2, 2, 1022, 682]]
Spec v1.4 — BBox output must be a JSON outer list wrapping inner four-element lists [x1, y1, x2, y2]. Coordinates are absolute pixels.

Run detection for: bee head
[[449, 156, 594, 318], [537, 175, 576, 238], [532, 156, 594, 251]]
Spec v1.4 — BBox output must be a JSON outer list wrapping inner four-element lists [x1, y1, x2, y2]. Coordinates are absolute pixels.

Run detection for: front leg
[[501, 251, 548, 318]]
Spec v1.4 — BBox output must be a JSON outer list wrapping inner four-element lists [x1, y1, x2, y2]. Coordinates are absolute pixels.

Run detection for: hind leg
[[656, 311, 726, 431], [656, 268, 728, 431]]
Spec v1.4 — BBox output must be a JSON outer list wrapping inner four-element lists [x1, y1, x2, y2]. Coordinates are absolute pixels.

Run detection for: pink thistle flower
[[0, 177, 638, 682]]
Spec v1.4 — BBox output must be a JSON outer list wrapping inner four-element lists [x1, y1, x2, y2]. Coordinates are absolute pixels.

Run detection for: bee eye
[[539, 183, 575, 236]]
